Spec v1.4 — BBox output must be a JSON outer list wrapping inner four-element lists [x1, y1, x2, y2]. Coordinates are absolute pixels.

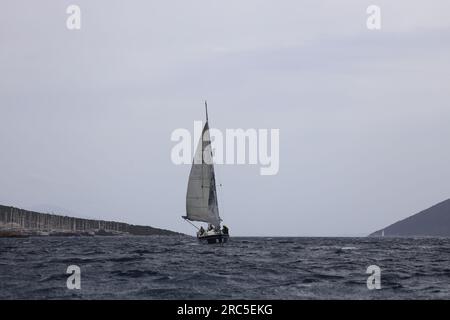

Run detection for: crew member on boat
[[222, 225, 229, 235]]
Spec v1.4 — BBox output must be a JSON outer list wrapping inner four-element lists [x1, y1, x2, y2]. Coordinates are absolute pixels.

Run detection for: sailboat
[[182, 101, 229, 244]]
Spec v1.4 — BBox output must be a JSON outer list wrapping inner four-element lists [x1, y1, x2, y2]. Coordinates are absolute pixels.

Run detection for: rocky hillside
[[370, 199, 450, 237]]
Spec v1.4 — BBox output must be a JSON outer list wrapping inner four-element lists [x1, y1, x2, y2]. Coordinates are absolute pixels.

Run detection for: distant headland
[[370, 199, 450, 237], [0, 204, 182, 237]]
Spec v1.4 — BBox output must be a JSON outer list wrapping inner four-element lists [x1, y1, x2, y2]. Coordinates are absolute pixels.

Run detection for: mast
[[205, 100, 209, 122]]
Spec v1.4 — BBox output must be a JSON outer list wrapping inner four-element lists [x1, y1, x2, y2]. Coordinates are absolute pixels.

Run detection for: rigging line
[[215, 163, 225, 221], [183, 217, 200, 230]]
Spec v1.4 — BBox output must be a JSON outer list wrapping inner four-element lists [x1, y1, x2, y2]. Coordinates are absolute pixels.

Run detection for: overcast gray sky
[[1, 1, 450, 236]]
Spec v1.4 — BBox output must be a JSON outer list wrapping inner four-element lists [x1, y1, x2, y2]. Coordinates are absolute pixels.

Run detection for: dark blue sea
[[1, 236, 449, 299]]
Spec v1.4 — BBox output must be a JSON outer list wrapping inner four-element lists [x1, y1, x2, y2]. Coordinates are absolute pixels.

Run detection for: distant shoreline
[[0, 204, 183, 238]]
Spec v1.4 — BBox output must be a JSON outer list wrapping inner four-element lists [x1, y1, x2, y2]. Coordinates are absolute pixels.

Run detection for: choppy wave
[[0, 236, 450, 299]]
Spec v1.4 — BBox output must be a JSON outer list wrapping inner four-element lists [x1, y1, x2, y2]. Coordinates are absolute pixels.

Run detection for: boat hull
[[198, 233, 229, 244]]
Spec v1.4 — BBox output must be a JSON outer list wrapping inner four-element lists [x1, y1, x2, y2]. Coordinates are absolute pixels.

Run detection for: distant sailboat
[[182, 101, 229, 244], [381, 230, 385, 237]]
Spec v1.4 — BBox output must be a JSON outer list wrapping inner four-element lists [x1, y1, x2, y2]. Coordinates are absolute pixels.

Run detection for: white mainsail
[[185, 119, 221, 227]]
